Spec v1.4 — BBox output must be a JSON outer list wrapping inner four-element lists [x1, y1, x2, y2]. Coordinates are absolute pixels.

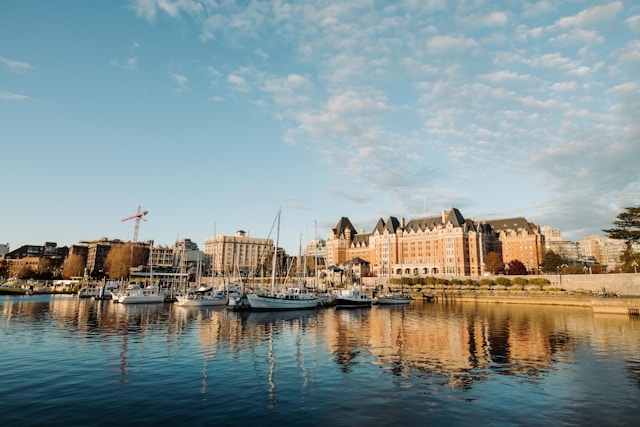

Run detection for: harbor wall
[[361, 273, 640, 296]]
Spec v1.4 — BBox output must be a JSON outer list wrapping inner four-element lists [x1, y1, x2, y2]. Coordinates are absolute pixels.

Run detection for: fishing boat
[[246, 209, 319, 311], [334, 285, 372, 308]]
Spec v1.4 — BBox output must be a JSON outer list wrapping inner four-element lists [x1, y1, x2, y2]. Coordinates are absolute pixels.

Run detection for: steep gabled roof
[[483, 217, 538, 233], [403, 208, 466, 232], [404, 215, 443, 232], [373, 216, 401, 235], [443, 207, 465, 227], [333, 217, 357, 238]]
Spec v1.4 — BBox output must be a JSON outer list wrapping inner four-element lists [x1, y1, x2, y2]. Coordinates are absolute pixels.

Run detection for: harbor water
[[1, 294, 639, 426]]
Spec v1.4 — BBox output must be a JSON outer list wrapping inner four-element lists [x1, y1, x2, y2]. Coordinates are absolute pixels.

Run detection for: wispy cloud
[[130, 0, 640, 235], [0, 56, 34, 74], [0, 90, 31, 101], [111, 41, 139, 70]]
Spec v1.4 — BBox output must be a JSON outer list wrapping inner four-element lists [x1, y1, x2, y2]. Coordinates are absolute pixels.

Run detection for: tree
[[540, 250, 565, 273], [484, 251, 504, 274], [603, 205, 640, 264], [506, 259, 527, 275], [10, 260, 35, 279], [104, 243, 145, 280], [62, 254, 85, 279]]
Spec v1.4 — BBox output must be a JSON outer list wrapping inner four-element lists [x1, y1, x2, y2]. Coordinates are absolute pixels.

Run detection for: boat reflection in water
[[1, 295, 640, 425]]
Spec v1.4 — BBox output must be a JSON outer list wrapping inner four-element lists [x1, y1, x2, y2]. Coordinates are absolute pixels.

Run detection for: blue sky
[[2, 0, 639, 255]]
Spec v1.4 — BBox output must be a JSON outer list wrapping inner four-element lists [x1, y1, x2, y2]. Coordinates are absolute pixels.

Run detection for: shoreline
[[3, 286, 639, 316], [421, 290, 640, 315]]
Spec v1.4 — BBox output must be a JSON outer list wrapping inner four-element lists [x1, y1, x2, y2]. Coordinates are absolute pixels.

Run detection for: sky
[[1, 0, 639, 255]]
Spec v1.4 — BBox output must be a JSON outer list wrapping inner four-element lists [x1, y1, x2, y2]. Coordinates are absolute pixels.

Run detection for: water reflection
[[2, 295, 640, 395]]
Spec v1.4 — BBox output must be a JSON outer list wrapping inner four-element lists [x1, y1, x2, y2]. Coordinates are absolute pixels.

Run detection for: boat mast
[[270, 208, 281, 294]]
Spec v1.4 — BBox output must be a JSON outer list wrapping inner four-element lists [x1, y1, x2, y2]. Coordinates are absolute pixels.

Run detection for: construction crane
[[121, 205, 148, 242]]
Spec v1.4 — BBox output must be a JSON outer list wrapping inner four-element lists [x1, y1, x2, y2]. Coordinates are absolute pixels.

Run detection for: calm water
[[1, 295, 639, 426]]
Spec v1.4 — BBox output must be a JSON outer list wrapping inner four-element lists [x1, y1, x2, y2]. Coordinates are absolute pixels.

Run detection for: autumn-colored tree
[[62, 254, 85, 279], [104, 243, 145, 280], [484, 251, 504, 274], [506, 259, 527, 275], [10, 259, 35, 279]]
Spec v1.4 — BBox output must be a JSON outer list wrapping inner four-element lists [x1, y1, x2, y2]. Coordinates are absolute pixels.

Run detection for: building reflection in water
[[3, 296, 640, 394]]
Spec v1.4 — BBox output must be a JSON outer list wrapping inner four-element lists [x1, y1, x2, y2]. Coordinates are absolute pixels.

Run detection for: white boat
[[176, 287, 228, 307], [78, 283, 119, 299], [376, 292, 413, 305], [117, 284, 165, 304], [247, 286, 319, 310], [335, 285, 372, 308], [376, 236, 412, 305], [246, 209, 319, 311]]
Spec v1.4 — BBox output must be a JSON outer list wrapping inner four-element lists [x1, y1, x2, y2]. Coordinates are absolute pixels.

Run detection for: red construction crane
[[121, 205, 148, 242]]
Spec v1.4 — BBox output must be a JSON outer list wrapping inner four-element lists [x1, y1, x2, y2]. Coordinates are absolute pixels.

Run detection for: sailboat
[[377, 237, 413, 305], [176, 249, 228, 307], [246, 209, 319, 311], [117, 245, 165, 304]]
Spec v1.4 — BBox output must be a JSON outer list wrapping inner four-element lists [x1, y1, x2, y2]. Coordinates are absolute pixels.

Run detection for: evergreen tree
[[603, 205, 640, 265]]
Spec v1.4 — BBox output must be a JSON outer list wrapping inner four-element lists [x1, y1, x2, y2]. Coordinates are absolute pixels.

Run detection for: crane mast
[[121, 205, 148, 242]]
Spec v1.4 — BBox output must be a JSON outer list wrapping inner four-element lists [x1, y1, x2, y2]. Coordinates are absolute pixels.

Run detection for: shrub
[[529, 278, 550, 287], [478, 278, 493, 287], [495, 277, 511, 287], [512, 277, 528, 286]]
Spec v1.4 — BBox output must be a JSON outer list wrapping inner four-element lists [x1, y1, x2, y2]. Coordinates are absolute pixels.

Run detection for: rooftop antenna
[[424, 196, 427, 218]]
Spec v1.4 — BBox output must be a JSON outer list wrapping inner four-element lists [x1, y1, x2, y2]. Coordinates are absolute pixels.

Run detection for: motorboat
[[376, 292, 413, 305], [335, 286, 372, 308], [176, 287, 228, 307], [116, 284, 165, 304], [247, 286, 319, 310]]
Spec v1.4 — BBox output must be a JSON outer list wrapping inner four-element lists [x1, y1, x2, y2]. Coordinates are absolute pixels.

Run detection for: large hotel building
[[325, 207, 545, 277]]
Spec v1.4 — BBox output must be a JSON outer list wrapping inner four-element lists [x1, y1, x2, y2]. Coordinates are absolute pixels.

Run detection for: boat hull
[[246, 293, 318, 310], [377, 295, 412, 305], [176, 296, 228, 307], [118, 295, 165, 304], [335, 297, 372, 308]]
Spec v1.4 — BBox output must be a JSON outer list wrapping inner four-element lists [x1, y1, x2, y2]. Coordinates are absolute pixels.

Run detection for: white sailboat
[[175, 255, 226, 306], [176, 286, 228, 307], [247, 209, 319, 311], [377, 237, 413, 305], [117, 283, 165, 304]]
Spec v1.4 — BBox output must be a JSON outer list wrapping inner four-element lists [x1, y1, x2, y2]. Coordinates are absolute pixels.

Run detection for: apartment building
[[204, 230, 273, 277], [326, 207, 545, 277]]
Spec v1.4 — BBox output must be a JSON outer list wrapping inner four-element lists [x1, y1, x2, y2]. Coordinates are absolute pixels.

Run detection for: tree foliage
[[603, 205, 640, 243], [506, 259, 527, 275], [484, 251, 504, 274], [603, 205, 640, 263], [104, 243, 145, 280], [62, 254, 85, 279], [541, 250, 565, 273]]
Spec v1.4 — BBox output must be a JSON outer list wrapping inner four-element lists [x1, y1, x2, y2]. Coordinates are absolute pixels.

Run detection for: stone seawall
[[363, 273, 640, 296], [422, 290, 640, 315]]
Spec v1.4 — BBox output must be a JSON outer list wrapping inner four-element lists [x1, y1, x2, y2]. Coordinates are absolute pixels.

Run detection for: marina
[[1, 293, 640, 426]]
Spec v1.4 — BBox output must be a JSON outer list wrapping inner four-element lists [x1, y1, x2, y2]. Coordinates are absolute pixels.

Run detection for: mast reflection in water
[[1, 294, 639, 426]]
